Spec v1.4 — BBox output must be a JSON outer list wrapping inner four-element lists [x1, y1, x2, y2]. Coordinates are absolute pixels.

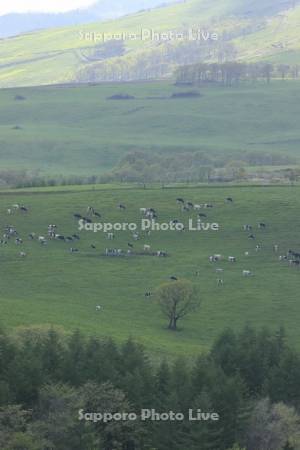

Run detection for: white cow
[[214, 254, 222, 261], [243, 270, 252, 277]]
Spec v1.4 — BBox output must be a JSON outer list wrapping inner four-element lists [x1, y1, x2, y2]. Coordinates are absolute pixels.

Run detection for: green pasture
[[0, 81, 299, 175], [0, 184, 299, 358]]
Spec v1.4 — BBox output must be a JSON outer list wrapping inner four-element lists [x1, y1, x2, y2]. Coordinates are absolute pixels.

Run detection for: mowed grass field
[[0, 81, 300, 175], [0, 184, 300, 358]]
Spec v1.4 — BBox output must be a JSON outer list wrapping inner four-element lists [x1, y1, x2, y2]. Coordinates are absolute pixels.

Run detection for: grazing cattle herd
[[1, 195, 299, 307]]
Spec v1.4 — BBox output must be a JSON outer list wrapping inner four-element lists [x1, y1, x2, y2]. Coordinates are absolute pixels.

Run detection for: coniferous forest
[[1, 326, 300, 450]]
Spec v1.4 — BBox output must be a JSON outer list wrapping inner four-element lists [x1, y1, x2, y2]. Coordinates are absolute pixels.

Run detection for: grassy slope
[[0, 0, 300, 87], [235, 6, 300, 62], [0, 81, 299, 175], [0, 0, 225, 87], [0, 184, 300, 358]]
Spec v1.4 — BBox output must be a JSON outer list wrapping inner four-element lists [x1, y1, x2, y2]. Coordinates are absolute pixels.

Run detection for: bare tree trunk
[[168, 317, 177, 330]]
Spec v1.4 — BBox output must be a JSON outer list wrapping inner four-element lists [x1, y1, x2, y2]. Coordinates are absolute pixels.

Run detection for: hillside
[[0, 0, 299, 87], [0, 81, 300, 178]]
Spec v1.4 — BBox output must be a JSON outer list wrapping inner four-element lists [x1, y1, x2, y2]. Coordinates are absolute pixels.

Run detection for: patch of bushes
[[107, 93, 136, 100], [171, 91, 201, 98], [14, 95, 26, 101], [0, 170, 102, 188]]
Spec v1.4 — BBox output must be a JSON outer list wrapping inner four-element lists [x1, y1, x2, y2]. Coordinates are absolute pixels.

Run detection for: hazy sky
[[0, 0, 98, 16]]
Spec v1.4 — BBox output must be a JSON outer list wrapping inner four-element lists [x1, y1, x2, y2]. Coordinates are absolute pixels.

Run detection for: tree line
[[100, 150, 297, 184], [1, 325, 300, 449], [175, 62, 300, 86], [1, 149, 297, 188]]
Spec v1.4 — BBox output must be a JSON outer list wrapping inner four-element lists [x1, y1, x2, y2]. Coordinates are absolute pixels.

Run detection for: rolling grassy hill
[[0, 0, 299, 87], [0, 81, 299, 176], [0, 184, 300, 358]]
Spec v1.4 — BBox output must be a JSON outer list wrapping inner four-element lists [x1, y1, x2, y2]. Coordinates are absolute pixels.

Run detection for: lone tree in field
[[157, 280, 200, 331]]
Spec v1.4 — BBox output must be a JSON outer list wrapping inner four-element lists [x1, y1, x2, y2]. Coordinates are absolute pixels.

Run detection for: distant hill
[[0, 0, 177, 38], [0, 0, 299, 87]]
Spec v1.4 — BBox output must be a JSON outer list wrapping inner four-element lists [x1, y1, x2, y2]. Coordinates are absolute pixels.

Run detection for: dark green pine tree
[[0, 331, 16, 405], [63, 329, 86, 386], [119, 338, 155, 407], [83, 337, 120, 385], [41, 327, 64, 383], [211, 328, 239, 376], [170, 358, 192, 411], [7, 336, 43, 406], [155, 359, 171, 409], [188, 390, 224, 450], [150, 360, 173, 450], [210, 374, 251, 450]]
